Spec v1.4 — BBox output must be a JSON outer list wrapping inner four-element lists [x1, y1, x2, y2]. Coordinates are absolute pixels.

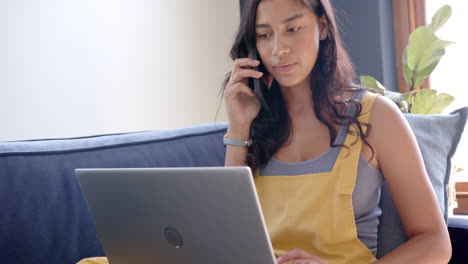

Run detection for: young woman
[[77, 0, 451, 263], [222, 0, 451, 263]]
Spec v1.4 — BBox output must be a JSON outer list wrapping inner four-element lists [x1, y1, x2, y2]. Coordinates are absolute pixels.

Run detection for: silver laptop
[[75, 167, 277, 264]]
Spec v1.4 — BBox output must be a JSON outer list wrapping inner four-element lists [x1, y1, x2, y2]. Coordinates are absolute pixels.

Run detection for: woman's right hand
[[223, 58, 264, 131]]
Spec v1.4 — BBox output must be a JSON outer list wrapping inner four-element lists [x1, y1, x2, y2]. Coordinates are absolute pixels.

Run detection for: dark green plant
[[360, 5, 455, 114]]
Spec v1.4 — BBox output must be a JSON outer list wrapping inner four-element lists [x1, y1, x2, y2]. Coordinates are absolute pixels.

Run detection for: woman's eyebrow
[[256, 13, 305, 29]]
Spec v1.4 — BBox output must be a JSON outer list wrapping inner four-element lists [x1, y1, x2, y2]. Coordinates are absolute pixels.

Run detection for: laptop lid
[[76, 167, 277, 264]]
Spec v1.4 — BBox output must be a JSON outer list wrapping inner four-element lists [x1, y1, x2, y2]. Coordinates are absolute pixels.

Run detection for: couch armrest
[[448, 215, 468, 263]]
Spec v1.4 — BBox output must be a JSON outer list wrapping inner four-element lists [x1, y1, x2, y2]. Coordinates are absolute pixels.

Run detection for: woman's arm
[[369, 96, 451, 263], [223, 58, 263, 167], [224, 126, 251, 166]]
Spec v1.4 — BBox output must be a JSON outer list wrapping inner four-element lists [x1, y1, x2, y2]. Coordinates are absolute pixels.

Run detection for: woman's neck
[[280, 77, 315, 119]]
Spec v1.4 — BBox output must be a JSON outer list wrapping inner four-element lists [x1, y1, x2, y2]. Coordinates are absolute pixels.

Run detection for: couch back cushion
[[377, 107, 468, 257], [0, 123, 227, 264]]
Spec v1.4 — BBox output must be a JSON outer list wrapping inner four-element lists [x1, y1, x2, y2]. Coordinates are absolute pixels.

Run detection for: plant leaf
[[382, 90, 409, 112], [428, 5, 452, 33], [411, 89, 455, 114], [359, 75, 386, 93], [401, 91, 413, 105], [407, 26, 454, 71], [400, 100, 409, 113], [403, 47, 444, 90], [411, 89, 436, 114], [412, 52, 442, 89], [383, 90, 404, 102], [402, 47, 414, 89], [428, 93, 455, 114]]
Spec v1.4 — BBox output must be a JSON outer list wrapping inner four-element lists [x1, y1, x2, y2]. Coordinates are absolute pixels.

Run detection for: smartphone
[[249, 47, 271, 113]]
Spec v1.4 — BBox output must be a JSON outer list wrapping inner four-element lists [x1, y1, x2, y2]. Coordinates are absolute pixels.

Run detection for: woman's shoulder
[[358, 92, 415, 170], [366, 92, 416, 155], [367, 93, 404, 122], [346, 89, 408, 135]]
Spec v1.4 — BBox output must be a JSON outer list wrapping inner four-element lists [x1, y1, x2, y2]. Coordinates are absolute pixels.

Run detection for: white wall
[[0, 0, 237, 141]]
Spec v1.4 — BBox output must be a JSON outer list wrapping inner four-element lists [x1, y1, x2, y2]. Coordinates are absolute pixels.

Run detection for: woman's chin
[[274, 76, 306, 89]]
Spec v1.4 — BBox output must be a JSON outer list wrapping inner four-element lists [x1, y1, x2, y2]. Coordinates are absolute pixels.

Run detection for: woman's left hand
[[276, 248, 328, 264]]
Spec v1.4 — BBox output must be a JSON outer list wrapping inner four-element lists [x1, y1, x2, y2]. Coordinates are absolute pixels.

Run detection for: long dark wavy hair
[[221, 0, 374, 170]]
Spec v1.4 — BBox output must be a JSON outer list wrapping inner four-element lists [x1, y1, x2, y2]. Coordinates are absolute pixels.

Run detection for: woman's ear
[[262, 73, 274, 89], [319, 15, 329, 40]]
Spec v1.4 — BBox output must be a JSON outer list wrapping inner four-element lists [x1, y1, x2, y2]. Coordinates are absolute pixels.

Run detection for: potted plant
[[360, 5, 468, 216], [360, 5, 454, 115]]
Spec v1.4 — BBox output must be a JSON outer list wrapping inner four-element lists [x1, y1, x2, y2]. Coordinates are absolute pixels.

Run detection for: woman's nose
[[272, 37, 290, 57]]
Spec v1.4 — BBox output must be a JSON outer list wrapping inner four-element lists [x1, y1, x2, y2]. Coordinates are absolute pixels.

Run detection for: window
[[425, 0, 468, 214]]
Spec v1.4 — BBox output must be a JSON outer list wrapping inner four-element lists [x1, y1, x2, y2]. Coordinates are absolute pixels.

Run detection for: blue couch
[[1, 111, 467, 263]]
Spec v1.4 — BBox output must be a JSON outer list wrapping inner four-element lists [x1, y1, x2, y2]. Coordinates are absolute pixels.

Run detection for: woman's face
[[255, 0, 327, 88]]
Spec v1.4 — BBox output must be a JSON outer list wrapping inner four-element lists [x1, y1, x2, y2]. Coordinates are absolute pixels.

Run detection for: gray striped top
[[259, 92, 384, 252]]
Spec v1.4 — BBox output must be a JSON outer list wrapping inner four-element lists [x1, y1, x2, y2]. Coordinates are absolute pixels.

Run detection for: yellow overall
[[254, 92, 378, 264]]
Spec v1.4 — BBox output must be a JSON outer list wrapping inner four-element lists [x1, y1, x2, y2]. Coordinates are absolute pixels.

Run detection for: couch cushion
[[448, 216, 468, 263], [377, 107, 468, 257], [0, 122, 227, 264]]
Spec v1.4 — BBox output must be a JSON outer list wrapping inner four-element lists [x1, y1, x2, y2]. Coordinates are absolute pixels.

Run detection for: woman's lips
[[273, 63, 296, 73]]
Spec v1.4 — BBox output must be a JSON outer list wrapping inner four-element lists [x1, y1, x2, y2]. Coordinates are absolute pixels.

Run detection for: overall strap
[[358, 92, 379, 124], [338, 91, 379, 195]]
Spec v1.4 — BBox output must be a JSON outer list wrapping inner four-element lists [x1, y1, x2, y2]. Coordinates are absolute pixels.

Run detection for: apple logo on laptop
[[163, 227, 184, 248]]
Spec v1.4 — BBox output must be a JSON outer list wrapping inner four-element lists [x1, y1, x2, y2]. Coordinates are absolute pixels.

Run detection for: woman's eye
[[257, 27, 300, 39], [288, 27, 301, 33]]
